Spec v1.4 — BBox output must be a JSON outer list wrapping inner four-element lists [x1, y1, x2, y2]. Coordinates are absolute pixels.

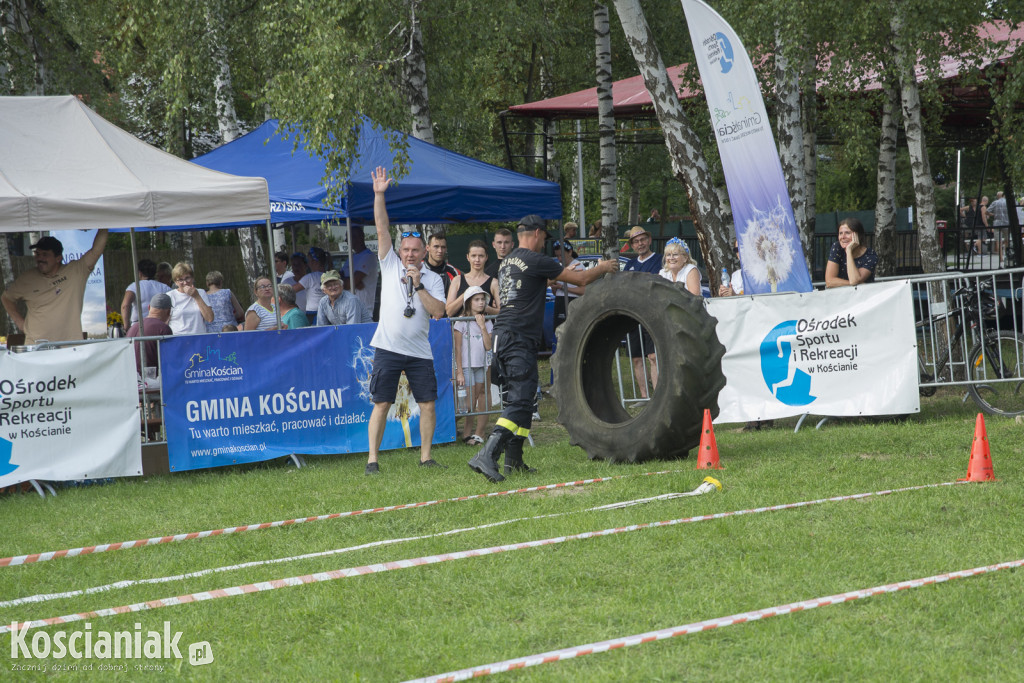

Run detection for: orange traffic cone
[[959, 413, 996, 482], [696, 409, 723, 470]]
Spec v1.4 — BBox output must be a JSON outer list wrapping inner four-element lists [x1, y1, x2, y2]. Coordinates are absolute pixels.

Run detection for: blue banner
[[161, 322, 455, 471]]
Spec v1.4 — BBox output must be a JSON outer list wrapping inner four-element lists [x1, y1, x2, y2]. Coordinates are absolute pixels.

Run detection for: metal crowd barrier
[[877, 268, 1024, 402]]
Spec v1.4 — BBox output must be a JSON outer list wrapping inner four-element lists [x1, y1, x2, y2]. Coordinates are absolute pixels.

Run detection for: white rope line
[[0, 479, 722, 609], [405, 556, 1024, 682], [0, 470, 684, 567], [0, 480, 961, 635]]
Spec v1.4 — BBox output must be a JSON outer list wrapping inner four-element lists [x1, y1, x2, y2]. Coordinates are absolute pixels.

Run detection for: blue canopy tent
[[191, 119, 562, 224]]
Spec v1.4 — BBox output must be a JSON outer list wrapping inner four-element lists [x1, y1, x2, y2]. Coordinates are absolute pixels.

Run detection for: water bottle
[[721, 267, 730, 289], [456, 386, 468, 413]]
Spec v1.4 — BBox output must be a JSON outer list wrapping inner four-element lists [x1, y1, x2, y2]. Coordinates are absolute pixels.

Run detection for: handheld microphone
[[404, 272, 416, 318]]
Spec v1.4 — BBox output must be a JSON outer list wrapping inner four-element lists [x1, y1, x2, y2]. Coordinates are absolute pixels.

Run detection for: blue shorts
[[369, 348, 438, 404]]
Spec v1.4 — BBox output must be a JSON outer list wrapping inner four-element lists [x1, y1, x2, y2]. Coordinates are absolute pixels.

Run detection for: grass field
[[2, 388, 1023, 681]]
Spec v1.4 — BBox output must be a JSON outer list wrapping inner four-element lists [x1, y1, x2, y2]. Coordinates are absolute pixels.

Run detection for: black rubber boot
[[468, 428, 511, 483], [503, 436, 536, 474]]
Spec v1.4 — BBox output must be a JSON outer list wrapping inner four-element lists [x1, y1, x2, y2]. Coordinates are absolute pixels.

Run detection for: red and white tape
[[0, 478, 723, 609], [0, 470, 683, 568], [405, 556, 1024, 682], [0, 480, 961, 635]]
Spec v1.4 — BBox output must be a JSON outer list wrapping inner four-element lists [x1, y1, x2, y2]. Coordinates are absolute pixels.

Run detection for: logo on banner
[[760, 314, 862, 406], [701, 32, 734, 74], [0, 437, 16, 476], [760, 321, 816, 406], [184, 346, 244, 385]]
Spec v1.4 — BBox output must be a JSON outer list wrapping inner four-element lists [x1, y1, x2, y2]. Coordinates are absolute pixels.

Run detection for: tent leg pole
[[345, 216, 352, 293], [129, 227, 151, 439], [266, 220, 282, 329]]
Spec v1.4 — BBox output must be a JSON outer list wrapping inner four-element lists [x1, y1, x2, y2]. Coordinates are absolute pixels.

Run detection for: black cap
[[30, 235, 63, 256], [517, 214, 551, 238]]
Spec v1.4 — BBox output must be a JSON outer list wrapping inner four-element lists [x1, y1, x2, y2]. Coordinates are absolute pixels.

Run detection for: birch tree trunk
[[401, 1, 433, 144], [874, 82, 900, 276], [774, 30, 811, 268], [612, 0, 731, 281], [890, 10, 941, 274], [801, 54, 817, 251], [207, 1, 239, 143], [594, 3, 618, 255], [538, 60, 559, 183], [206, 0, 264, 287]]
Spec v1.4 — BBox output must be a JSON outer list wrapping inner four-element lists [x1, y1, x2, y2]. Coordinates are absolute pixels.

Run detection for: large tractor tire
[[551, 272, 726, 463]]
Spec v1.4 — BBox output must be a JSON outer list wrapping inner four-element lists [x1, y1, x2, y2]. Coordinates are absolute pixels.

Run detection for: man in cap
[[316, 270, 373, 326], [467, 214, 618, 483], [365, 167, 447, 474], [126, 291, 173, 375], [2, 230, 108, 345], [622, 225, 662, 398]]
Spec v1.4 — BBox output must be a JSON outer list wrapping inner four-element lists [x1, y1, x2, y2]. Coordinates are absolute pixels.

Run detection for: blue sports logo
[[715, 32, 734, 73], [0, 437, 17, 477], [760, 321, 816, 406]]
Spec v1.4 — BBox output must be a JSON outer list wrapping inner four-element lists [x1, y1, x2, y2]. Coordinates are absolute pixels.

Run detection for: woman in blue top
[[825, 217, 878, 288]]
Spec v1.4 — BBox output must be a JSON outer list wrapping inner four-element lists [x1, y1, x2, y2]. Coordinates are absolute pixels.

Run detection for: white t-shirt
[[659, 263, 699, 286], [370, 249, 444, 360], [341, 247, 380, 315], [454, 318, 493, 369], [125, 279, 172, 324], [167, 288, 212, 335], [301, 271, 325, 313]]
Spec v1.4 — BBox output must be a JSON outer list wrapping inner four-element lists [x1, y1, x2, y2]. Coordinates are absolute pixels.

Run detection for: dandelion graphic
[[351, 336, 376, 401], [350, 336, 417, 446], [390, 373, 417, 447], [739, 196, 797, 293]]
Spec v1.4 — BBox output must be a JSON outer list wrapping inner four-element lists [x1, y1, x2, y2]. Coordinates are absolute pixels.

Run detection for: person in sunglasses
[[364, 166, 447, 475]]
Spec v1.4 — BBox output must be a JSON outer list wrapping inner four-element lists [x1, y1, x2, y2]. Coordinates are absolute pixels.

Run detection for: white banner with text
[[706, 281, 919, 422], [0, 341, 141, 486]]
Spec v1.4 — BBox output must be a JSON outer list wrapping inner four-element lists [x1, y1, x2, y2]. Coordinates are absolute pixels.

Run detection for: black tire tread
[[552, 273, 726, 463]]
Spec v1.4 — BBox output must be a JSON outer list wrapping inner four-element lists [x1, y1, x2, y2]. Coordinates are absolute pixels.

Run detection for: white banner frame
[[0, 341, 141, 486], [706, 282, 920, 422]]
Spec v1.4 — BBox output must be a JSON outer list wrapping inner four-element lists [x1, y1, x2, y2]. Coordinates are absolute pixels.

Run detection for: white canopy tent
[[0, 95, 270, 231], [0, 96, 273, 454]]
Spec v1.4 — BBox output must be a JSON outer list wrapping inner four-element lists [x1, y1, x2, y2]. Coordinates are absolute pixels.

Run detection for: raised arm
[[372, 166, 394, 260], [557, 258, 618, 287], [81, 229, 108, 271]]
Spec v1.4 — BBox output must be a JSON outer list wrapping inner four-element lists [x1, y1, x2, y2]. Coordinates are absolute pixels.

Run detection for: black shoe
[[365, 462, 380, 475], [503, 436, 537, 474], [419, 458, 447, 468], [468, 431, 510, 483]]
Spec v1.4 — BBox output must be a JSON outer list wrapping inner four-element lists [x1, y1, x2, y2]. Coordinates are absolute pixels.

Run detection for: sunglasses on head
[[401, 231, 422, 238]]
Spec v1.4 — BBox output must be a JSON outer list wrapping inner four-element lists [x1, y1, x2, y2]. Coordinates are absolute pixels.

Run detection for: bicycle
[[916, 280, 1024, 416]]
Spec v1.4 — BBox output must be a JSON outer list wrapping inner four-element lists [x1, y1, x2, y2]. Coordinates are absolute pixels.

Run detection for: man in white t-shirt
[[341, 225, 379, 319], [365, 166, 447, 475]]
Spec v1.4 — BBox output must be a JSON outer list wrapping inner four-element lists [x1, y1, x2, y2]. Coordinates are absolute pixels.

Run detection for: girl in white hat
[[453, 286, 493, 445]]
